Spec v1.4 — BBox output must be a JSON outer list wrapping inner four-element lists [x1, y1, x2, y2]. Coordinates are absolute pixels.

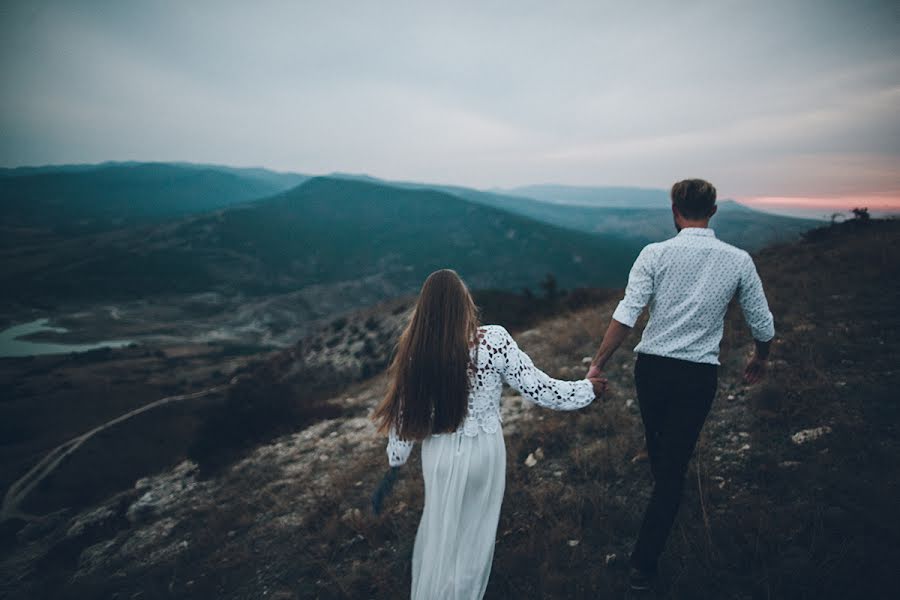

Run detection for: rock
[[605, 553, 617, 566], [738, 444, 751, 453], [523, 447, 544, 467], [76, 517, 187, 579], [340, 508, 363, 526], [567, 539, 580, 547], [582, 356, 593, 365], [625, 399, 635, 409], [128, 461, 200, 524], [66, 505, 118, 539], [727, 394, 736, 401], [778, 461, 802, 469], [75, 539, 119, 579], [791, 426, 832, 445]]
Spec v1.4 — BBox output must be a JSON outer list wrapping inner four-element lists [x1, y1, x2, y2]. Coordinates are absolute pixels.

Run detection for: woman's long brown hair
[[373, 269, 480, 440]]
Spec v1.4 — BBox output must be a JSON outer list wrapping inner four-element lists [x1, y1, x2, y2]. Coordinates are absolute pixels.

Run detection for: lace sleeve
[[489, 326, 595, 411], [387, 425, 414, 466]]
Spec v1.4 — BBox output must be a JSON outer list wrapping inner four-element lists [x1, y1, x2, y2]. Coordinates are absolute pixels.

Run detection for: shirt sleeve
[[737, 253, 775, 342], [387, 425, 414, 467], [492, 326, 595, 411], [611, 245, 655, 327]]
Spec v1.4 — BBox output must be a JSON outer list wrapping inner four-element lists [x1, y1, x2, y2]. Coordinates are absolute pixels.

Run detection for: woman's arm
[[492, 326, 599, 410]]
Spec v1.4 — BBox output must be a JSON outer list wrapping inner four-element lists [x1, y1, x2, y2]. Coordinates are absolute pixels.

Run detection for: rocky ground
[[1, 219, 898, 599]]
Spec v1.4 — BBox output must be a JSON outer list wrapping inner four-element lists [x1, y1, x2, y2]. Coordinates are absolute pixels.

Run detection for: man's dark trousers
[[629, 352, 719, 573]]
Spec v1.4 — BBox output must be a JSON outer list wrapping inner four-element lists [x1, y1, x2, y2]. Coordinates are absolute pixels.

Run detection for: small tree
[[851, 207, 870, 221]]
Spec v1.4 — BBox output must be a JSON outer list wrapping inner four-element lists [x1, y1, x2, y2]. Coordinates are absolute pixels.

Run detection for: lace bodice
[[386, 325, 595, 466]]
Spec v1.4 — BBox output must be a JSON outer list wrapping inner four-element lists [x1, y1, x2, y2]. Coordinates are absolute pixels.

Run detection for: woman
[[373, 269, 607, 599]]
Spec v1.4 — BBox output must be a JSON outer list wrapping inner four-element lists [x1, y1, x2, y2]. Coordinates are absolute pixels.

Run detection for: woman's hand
[[588, 376, 609, 399]]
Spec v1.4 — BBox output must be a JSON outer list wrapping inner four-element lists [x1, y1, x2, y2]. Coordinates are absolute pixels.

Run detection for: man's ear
[[709, 204, 718, 218]]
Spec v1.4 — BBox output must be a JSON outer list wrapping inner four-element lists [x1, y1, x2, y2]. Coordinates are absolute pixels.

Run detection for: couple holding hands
[[373, 179, 775, 597]]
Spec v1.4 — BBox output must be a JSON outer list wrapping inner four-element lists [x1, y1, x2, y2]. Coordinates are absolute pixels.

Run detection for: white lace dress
[[386, 324, 596, 600]]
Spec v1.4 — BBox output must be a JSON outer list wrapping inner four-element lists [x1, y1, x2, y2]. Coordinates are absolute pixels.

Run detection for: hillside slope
[[462, 188, 820, 252], [2, 177, 643, 308], [0, 162, 306, 239], [1, 218, 897, 598], [330, 175, 822, 252]]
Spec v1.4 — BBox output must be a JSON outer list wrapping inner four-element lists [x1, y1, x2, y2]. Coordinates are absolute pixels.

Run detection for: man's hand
[[588, 376, 609, 399], [586, 363, 602, 379], [743, 356, 767, 384]]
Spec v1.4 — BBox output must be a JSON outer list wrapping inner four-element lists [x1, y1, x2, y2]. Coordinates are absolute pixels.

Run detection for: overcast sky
[[1, 0, 898, 210]]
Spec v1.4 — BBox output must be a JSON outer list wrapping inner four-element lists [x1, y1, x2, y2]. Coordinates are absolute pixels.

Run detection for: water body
[[0, 318, 135, 358]]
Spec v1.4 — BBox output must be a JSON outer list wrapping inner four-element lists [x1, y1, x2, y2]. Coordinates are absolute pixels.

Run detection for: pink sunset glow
[[740, 195, 900, 215]]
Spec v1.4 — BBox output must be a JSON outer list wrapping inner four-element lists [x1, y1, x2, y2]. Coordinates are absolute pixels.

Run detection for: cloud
[[1, 0, 898, 196]]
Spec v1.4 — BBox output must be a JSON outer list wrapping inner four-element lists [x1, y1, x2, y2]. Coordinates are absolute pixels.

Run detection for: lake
[[0, 318, 135, 358]]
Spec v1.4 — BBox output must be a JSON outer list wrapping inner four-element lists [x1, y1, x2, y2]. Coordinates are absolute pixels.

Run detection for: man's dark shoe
[[628, 566, 655, 591]]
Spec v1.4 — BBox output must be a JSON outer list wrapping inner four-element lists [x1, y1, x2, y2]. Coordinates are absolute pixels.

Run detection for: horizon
[[1, 1, 898, 213], [4, 157, 897, 219]]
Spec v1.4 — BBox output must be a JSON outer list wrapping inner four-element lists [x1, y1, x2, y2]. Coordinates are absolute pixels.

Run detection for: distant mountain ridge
[[1, 162, 823, 321], [0, 162, 308, 238], [331, 174, 821, 252], [500, 183, 670, 208], [1, 161, 820, 252], [1, 176, 643, 310]]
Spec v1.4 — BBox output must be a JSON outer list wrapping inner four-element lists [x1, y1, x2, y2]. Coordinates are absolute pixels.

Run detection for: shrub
[[187, 366, 342, 474]]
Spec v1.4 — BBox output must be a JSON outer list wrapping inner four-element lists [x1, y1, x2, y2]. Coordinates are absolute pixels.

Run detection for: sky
[[1, 0, 898, 216]]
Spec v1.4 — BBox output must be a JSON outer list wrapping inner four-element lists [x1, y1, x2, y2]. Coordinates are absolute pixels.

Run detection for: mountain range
[[1, 162, 823, 325]]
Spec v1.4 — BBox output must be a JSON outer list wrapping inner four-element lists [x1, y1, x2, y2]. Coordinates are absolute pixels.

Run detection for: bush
[[187, 366, 342, 474]]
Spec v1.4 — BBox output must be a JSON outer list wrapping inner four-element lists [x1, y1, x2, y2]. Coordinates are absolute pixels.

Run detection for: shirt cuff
[[612, 301, 640, 328], [751, 319, 775, 342]]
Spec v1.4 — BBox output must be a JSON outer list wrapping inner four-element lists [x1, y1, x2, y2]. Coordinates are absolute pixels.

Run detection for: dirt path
[[0, 380, 238, 523]]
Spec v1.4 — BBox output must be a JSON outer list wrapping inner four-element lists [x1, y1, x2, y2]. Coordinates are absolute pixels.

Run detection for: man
[[587, 178, 774, 591]]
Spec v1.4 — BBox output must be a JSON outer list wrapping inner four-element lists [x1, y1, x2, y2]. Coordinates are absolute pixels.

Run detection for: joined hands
[[586, 362, 608, 399]]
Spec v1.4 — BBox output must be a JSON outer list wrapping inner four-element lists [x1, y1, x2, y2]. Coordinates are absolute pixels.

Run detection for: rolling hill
[[0, 162, 308, 238], [1, 177, 644, 310], [452, 186, 820, 252], [329, 176, 822, 252]]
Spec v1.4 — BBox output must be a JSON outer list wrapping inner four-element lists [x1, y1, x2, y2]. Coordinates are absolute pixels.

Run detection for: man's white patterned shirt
[[612, 227, 775, 365]]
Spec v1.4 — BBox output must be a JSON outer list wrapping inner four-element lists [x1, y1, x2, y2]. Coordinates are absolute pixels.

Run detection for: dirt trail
[[0, 380, 237, 523]]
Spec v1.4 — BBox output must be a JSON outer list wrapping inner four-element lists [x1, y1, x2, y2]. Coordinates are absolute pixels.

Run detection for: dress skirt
[[411, 428, 507, 600]]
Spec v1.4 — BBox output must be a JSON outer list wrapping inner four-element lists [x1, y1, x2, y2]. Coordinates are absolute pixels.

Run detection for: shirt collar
[[677, 227, 716, 238]]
